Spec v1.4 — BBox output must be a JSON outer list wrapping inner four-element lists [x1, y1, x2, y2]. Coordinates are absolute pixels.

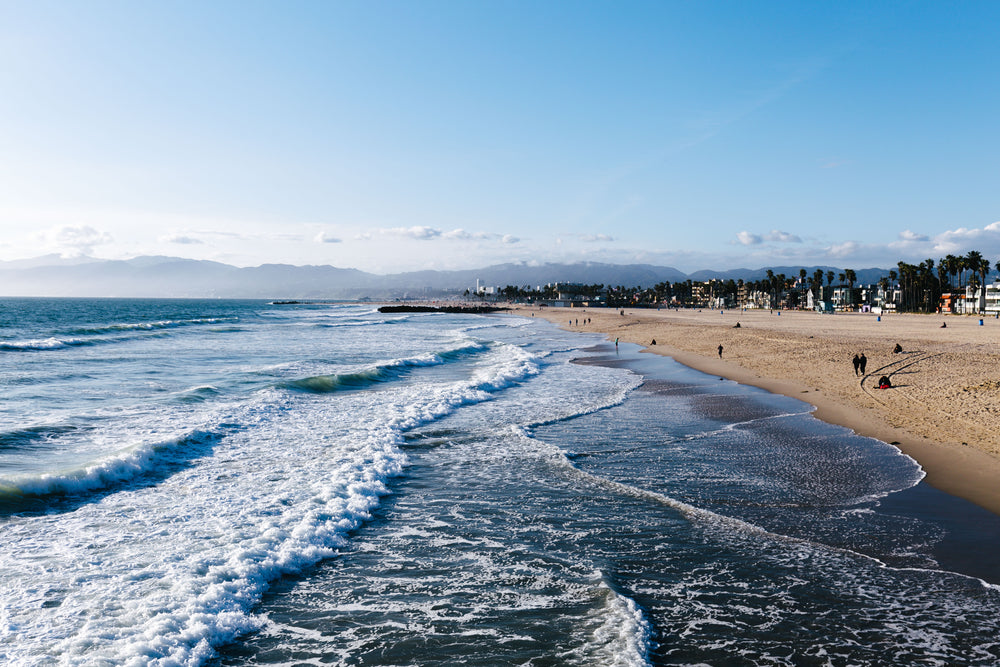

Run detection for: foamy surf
[[4, 301, 1000, 667], [0, 324, 548, 665]]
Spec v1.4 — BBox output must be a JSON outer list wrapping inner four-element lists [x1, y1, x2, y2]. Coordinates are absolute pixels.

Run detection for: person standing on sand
[[852, 354, 861, 376], [859, 353, 867, 375], [718, 344, 723, 358]]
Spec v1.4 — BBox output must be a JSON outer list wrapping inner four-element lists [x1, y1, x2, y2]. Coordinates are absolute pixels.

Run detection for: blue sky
[[1, 1, 998, 273]]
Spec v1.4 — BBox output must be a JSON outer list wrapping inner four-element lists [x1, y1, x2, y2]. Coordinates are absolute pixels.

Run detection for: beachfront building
[[832, 287, 850, 310], [957, 282, 1000, 314], [691, 282, 713, 308], [873, 285, 899, 312], [939, 292, 962, 314], [738, 288, 770, 309], [985, 283, 1000, 314]]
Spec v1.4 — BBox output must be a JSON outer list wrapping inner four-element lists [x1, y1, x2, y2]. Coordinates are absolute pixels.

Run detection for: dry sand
[[515, 305, 1000, 516]]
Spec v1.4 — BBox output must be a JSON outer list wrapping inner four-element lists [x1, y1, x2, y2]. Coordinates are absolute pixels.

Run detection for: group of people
[[851, 353, 868, 376], [853, 349, 895, 389]]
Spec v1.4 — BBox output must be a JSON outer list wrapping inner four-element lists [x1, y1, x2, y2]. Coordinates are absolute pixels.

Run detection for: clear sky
[[1, 1, 999, 274]]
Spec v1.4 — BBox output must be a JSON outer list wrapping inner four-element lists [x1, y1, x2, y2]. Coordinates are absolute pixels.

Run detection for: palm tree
[[957, 254, 968, 290], [977, 256, 990, 313], [845, 268, 856, 308], [921, 259, 939, 312], [897, 262, 908, 310], [944, 254, 958, 290], [938, 258, 949, 290], [966, 250, 985, 312]]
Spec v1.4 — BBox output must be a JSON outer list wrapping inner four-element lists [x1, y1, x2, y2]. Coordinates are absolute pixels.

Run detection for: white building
[[965, 282, 1000, 314]]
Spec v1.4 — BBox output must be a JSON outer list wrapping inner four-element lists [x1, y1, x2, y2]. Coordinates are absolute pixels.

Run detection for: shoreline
[[513, 305, 1000, 517]]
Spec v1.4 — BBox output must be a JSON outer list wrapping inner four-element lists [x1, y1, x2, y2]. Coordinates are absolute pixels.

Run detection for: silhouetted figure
[[893, 343, 903, 354], [878, 375, 892, 389], [733, 322, 741, 328], [852, 354, 861, 376], [859, 353, 867, 374], [941, 322, 947, 328], [718, 344, 723, 358], [651, 339, 656, 345]]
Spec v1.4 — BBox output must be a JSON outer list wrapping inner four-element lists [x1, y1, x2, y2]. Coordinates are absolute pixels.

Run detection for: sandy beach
[[515, 305, 1000, 516]]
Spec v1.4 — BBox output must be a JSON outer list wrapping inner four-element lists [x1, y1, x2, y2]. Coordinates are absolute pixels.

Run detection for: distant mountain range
[[0, 255, 894, 299]]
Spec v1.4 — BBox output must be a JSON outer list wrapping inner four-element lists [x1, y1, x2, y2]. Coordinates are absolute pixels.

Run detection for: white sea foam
[[582, 580, 653, 667], [0, 337, 81, 351], [0, 333, 547, 665], [7, 305, 996, 667], [0, 428, 218, 499]]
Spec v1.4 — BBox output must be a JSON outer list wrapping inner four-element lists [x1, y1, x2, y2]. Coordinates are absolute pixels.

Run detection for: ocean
[[2, 298, 999, 667]]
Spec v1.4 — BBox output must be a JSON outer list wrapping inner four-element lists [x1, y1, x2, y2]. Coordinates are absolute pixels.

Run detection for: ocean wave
[[174, 385, 223, 403], [285, 343, 488, 394], [571, 579, 653, 667], [0, 337, 94, 351], [69, 317, 236, 336], [381, 343, 542, 433], [1, 318, 239, 353], [316, 315, 410, 328], [20, 344, 542, 664], [0, 428, 227, 504], [44, 430, 408, 666]]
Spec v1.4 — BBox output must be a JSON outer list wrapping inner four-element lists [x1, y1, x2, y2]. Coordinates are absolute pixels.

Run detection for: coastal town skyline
[[2, 1, 999, 273]]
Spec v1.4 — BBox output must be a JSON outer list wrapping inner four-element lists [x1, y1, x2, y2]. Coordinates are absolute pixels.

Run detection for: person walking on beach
[[852, 354, 861, 376], [718, 344, 723, 358], [859, 353, 867, 375]]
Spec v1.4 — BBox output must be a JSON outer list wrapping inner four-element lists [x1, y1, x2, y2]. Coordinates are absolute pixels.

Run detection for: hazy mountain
[[0, 255, 894, 299]]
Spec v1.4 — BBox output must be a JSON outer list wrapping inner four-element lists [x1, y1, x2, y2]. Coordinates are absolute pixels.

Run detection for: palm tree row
[[494, 250, 999, 312], [892, 250, 996, 313]]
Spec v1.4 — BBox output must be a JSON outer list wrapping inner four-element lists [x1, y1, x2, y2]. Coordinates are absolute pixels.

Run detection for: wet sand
[[516, 305, 1000, 517]]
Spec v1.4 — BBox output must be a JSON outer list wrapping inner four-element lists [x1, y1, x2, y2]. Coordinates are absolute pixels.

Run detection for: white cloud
[[39, 225, 113, 256], [159, 234, 203, 245], [766, 230, 802, 243], [382, 226, 443, 240], [735, 230, 799, 246], [442, 228, 493, 240], [370, 226, 520, 244], [580, 233, 615, 242], [315, 232, 342, 244], [898, 229, 929, 242], [927, 222, 1000, 257], [826, 240, 861, 258]]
